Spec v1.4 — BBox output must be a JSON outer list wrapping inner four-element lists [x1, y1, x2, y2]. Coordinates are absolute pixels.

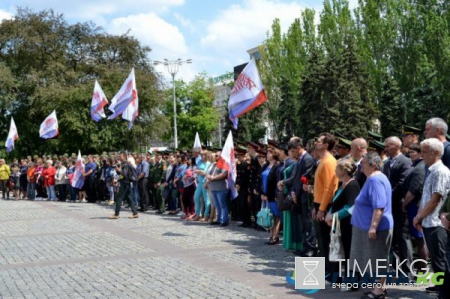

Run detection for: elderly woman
[[55, 161, 68, 201], [351, 152, 393, 299], [325, 159, 360, 282]]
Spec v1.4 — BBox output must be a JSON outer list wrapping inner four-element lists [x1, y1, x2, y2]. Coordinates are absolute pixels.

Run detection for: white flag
[[39, 110, 59, 139], [5, 117, 18, 153]]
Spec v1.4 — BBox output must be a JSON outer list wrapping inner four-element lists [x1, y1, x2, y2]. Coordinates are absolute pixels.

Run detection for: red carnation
[[301, 176, 309, 184]]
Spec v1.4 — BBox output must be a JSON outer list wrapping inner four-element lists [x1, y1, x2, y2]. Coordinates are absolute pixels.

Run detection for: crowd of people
[[1, 117, 450, 299]]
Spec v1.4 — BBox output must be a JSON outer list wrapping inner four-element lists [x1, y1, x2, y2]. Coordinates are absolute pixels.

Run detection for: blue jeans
[[194, 183, 211, 217], [68, 185, 77, 201], [132, 182, 139, 206], [212, 190, 229, 224], [27, 182, 36, 200], [46, 185, 56, 200]]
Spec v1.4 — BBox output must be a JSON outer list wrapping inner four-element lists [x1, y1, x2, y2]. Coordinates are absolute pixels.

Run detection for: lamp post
[[153, 58, 192, 149]]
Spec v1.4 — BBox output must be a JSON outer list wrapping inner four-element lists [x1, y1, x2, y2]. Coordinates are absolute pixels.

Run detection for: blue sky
[[0, 0, 340, 82]]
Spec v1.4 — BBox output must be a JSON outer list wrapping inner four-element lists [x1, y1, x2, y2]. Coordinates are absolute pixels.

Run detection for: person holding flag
[[5, 117, 18, 153], [71, 151, 85, 197], [228, 59, 267, 129], [91, 80, 109, 122]]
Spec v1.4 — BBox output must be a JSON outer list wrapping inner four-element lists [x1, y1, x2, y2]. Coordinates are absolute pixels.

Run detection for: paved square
[[0, 200, 435, 298]]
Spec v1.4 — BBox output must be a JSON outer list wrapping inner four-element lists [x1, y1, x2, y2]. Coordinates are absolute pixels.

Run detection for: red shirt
[[42, 166, 56, 187]]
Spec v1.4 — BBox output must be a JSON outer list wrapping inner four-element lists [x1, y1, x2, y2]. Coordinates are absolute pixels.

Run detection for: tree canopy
[[247, 0, 450, 141], [0, 8, 168, 158], [162, 73, 219, 149]]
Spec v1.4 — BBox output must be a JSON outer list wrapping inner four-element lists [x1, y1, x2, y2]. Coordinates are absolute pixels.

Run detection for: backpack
[[123, 163, 137, 182]]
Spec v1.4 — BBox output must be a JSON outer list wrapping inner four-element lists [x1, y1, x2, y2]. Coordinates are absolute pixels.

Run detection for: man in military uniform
[[402, 125, 421, 158], [247, 142, 259, 228], [152, 152, 167, 212], [236, 147, 251, 227], [335, 137, 351, 160], [146, 152, 155, 207]]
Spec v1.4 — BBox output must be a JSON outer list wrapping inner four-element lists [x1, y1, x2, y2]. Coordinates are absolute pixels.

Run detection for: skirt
[[350, 226, 393, 273], [282, 210, 302, 250]]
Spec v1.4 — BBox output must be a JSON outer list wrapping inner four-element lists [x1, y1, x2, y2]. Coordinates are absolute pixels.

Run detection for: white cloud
[[108, 12, 196, 80], [109, 12, 188, 58], [2, 0, 184, 20], [0, 8, 12, 23], [197, 0, 315, 78], [174, 12, 195, 33], [201, 0, 304, 53]]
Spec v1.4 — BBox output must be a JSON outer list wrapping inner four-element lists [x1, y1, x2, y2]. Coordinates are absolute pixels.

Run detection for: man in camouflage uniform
[[152, 152, 166, 211]]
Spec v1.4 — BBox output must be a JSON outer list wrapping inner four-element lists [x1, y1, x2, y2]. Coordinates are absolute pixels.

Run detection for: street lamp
[[153, 58, 192, 149]]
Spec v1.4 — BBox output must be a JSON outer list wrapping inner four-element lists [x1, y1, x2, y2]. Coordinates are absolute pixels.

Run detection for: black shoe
[[266, 237, 279, 245], [210, 221, 220, 225], [220, 222, 229, 227], [293, 250, 307, 256], [426, 286, 440, 293], [238, 223, 250, 228], [301, 250, 317, 257]]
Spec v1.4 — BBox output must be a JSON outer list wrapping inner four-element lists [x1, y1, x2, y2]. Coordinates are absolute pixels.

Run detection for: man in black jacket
[[108, 152, 138, 219], [383, 136, 413, 277], [279, 137, 316, 256], [236, 149, 251, 227]]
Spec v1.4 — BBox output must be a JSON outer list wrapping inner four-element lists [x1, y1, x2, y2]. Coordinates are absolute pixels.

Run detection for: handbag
[[277, 191, 292, 211], [329, 213, 345, 261], [256, 201, 274, 230]]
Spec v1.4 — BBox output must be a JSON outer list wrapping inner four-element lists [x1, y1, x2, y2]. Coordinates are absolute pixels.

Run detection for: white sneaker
[[176, 211, 185, 217]]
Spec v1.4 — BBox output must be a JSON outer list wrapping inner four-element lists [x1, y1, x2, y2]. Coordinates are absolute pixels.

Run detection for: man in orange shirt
[[313, 133, 339, 266]]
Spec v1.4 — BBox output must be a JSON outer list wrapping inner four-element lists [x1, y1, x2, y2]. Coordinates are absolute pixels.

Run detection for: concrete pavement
[[0, 200, 437, 299]]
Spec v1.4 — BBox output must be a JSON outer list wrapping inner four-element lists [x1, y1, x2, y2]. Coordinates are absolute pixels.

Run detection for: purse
[[277, 191, 292, 211], [329, 213, 345, 261], [256, 201, 274, 230]]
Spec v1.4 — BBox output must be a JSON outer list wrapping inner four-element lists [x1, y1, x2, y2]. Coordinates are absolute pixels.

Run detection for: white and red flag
[[5, 117, 18, 153], [216, 131, 238, 200], [71, 150, 85, 189], [91, 80, 109, 122], [39, 110, 59, 139], [228, 59, 267, 129], [108, 68, 138, 129]]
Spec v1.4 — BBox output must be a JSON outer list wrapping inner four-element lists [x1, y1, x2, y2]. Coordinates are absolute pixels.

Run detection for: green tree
[[0, 8, 167, 157], [378, 74, 404, 137], [162, 73, 219, 149]]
